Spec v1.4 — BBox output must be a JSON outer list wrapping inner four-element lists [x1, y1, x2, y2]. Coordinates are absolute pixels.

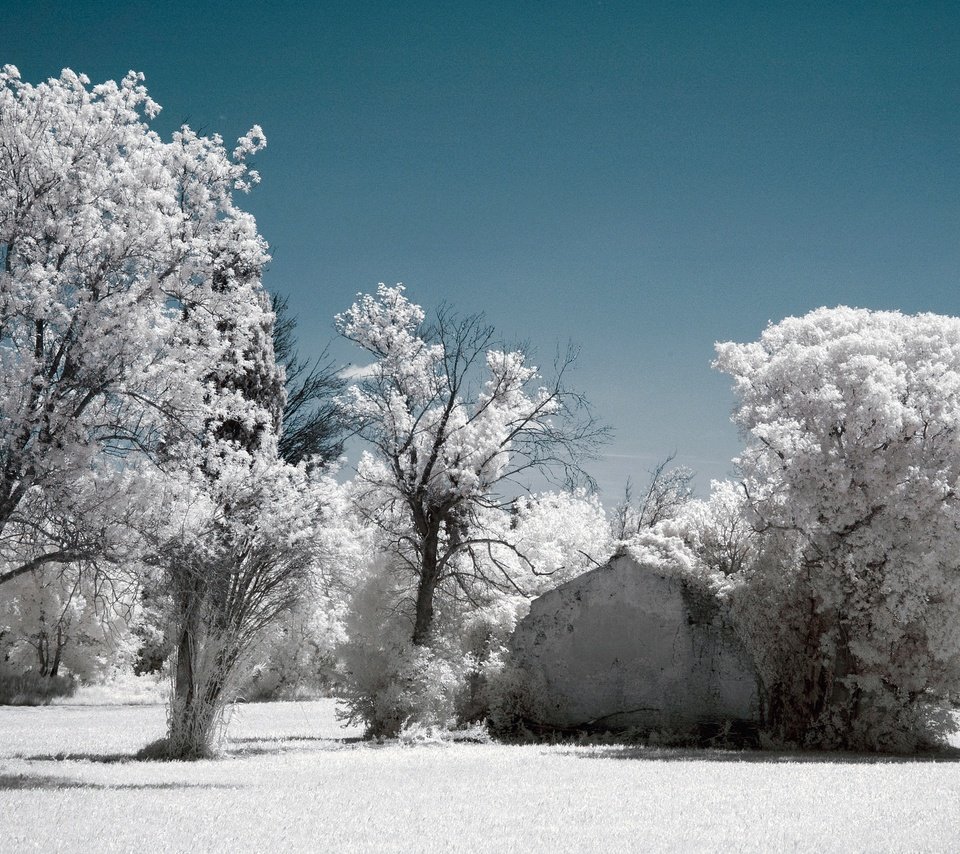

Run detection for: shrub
[[334, 551, 539, 737], [481, 655, 537, 739], [337, 639, 465, 738], [700, 309, 960, 750], [724, 538, 958, 752], [238, 601, 340, 701], [0, 665, 76, 705]]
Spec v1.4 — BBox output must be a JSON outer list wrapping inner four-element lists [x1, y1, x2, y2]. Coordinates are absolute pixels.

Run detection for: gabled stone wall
[[507, 551, 759, 737]]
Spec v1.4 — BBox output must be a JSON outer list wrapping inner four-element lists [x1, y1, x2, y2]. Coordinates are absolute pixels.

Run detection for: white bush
[[335, 555, 466, 738], [714, 307, 960, 750], [0, 566, 138, 682]]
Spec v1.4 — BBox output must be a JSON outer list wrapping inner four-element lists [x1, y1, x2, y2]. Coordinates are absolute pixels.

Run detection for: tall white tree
[[140, 109, 323, 759], [0, 65, 268, 592], [0, 66, 324, 753], [715, 306, 960, 749], [337, 284, 607, 646]]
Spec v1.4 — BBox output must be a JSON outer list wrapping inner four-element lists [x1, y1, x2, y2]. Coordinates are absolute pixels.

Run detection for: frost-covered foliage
[[509, 490, 612, 593], [620, 528, 701, 580], [0, 561, 138, 681], [239, 601, 339, 701], [335, 554, 466, 738], [714, 306, 960, 750], [336, 488, 611, 737], [612, 455, 695, 540], [669, 480, 759, 581], [0, 468, 152, 681], [0, 67, 268, 593], [337, 284, 605, 647]]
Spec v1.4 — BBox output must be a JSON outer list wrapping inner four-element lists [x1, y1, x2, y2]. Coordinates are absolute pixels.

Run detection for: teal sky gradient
[[7, 1, 960, 498]]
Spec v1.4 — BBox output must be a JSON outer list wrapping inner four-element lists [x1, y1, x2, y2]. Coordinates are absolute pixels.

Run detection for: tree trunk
[[35, 627, 50, 676], [168, 622, 221, 759], [167, 606, 242, 759], [775, 602, 861, 749], [174, 623, 195, 711], [49, 625, 64, 678], [412, 525, 441, 646], [412, 575, 437, 646]]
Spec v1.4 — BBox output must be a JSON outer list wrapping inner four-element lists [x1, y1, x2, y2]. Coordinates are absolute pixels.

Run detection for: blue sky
[[8, 1, 960, 499]]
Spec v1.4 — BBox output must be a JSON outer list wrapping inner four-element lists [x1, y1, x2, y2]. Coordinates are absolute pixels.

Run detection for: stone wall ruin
[[506, 549, 760, 739]]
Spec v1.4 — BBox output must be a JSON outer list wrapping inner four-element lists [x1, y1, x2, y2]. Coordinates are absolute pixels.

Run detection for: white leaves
[[715, 306, 960, 718], [509, 489, 611, 588], [336, 283, 443, 406], [0, 67, 281, 592], [716, 307, 960, 539], [232, 125, 267, 191], [338, 285, 566, 507]]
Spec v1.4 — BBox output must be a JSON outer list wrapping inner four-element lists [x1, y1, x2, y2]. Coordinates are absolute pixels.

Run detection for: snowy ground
[[2, 700, 960, 852]]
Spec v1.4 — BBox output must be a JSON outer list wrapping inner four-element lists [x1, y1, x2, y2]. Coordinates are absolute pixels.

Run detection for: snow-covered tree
[[611, 453, 694, 541], [0, 66, 269, 594], [714, 306, 960, 749], [0, 66, 320, 751], [0, 559, 138, 681], [146, 140, 327, 756], [337, 284, 607, 646]]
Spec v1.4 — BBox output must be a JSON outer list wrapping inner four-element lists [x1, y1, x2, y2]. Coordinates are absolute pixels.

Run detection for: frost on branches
[[715, 306, 960, 750], [0, 65, 270, 596], [334, 285, 608, 736], [336, 488, 611, 737], [336, 284, 607, 647]]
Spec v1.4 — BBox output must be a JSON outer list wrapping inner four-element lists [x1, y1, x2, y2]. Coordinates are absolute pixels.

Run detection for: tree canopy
[[0, 65, 270, 589], [715, 306, 960, 749], [337, 284, 607, 645]]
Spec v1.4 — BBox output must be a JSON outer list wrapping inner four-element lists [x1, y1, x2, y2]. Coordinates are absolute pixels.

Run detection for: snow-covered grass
[[2, 700, 960, 852], [49, 671, 170, 707]]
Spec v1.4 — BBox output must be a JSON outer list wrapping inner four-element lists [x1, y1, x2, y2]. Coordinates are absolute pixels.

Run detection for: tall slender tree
[[337, 284, 608, 646], [153, 126, 321, 759]]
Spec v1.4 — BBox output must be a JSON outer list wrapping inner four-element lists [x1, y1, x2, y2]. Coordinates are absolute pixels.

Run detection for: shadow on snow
[[561, 744, 960, 764], [16, 734, 365, 764], [0, 773, 240, 791]]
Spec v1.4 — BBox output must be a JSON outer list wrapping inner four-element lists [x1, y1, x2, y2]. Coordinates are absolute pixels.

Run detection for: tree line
[[2, 68, 959, 755]]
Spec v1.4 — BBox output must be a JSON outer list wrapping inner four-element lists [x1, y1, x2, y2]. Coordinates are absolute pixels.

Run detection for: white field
[[2, 700, 960, 852]]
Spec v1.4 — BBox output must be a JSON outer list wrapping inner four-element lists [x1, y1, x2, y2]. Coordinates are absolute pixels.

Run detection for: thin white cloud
[[339, 363, 378, 381]]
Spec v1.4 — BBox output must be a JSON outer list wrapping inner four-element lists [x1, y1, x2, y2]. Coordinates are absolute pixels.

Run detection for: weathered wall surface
[[508, 552, 759, 734]]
